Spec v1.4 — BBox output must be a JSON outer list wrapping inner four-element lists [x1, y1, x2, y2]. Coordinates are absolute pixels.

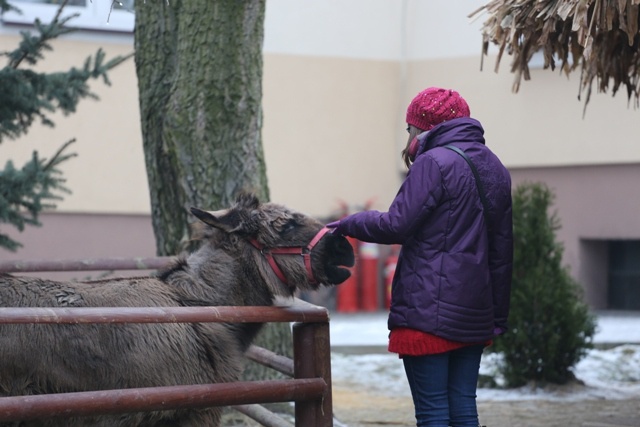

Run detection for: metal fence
[[0, 258, 334, 427]]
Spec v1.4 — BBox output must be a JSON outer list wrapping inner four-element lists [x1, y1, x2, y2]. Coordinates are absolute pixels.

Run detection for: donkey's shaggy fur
[[0, 193, 354, 426]]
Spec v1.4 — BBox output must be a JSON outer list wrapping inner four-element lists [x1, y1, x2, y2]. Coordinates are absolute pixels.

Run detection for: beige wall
[[406, 57, 640, 168], [0, 33, 406, 217], [3, 36, 638, 217], [3, 1, 638, 219], [263, 54, 403, 216], [0, 34, 149, 214]]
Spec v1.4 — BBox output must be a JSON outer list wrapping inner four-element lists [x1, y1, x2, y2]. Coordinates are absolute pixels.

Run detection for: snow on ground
[[329, 311, 640, 402]]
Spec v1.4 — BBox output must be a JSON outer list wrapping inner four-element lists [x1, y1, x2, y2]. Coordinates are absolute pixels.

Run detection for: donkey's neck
[[179, 244, 276, 308], [181, 244, 281, 352]]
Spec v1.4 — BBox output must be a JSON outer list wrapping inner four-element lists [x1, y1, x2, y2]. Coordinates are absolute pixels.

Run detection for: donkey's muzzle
[[322, 233, 355, 285]]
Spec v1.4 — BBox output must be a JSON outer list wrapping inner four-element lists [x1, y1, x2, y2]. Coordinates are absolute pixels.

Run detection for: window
[[2, 0, 134, 33], [608, 240, 640, 310]]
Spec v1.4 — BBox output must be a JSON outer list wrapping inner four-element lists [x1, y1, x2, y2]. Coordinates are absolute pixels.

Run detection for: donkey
[[0, 192, 355, 427]]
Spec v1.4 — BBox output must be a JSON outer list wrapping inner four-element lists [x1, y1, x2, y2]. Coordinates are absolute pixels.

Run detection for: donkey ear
[[235, 191, 260, 209], [190, 207, 242, 233]]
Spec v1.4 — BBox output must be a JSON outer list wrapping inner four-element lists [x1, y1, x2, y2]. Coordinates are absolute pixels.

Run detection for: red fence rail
[[0, 258, 334, 427], [0, 257, 174, 273]]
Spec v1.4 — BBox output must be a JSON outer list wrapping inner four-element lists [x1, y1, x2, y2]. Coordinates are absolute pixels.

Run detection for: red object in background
[[384, 245, 400, 309], [336, 236, 360, 313], [332, 197, 380, 313], [358, 241, 380, 312]]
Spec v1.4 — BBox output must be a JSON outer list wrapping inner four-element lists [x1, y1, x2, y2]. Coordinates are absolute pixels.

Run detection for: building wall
[[262, 54, 402, 216], [2, 0, 639, 308], [510, 164, 640, 309], [0, 33, 148, 215], [1, 212, 156, 281]]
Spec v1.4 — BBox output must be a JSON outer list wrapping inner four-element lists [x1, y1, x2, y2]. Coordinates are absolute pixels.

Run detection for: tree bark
[[134, 0, 268, 256], [134, 1, 292, 416]]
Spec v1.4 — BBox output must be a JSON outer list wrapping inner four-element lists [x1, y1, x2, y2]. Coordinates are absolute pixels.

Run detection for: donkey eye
[[280, 220, 297, 235]]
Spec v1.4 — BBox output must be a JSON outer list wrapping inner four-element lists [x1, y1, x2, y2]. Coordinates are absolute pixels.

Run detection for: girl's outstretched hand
[[325, 221, 342, 234]]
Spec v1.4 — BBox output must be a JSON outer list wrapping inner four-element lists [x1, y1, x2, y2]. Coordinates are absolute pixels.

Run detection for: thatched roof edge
[[470, 0, 640, 110]]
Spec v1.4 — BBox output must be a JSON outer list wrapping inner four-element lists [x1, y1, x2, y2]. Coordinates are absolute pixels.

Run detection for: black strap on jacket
[[444, 144, 491, 233]]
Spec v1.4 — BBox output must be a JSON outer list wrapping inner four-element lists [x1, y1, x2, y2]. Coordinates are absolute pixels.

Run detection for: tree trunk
[[134, 0, 268, 256], [134, 1, 292, 419]]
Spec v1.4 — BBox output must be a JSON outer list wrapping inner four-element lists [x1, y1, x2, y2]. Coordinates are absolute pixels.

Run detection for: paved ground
[[225, 390, 640, 427], [225, 310, 640, 426], [329, 311, 640, 427], [332, 383, 640, 427]]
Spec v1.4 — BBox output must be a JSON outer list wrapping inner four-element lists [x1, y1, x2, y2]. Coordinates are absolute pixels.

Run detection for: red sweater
[[388, 327, 491, 356]]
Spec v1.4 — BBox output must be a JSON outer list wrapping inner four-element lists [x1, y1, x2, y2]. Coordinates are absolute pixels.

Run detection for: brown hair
[[401, 125, 424, 168]]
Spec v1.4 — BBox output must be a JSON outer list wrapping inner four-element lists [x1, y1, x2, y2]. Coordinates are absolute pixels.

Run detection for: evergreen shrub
[[493, 182, 596, 387]]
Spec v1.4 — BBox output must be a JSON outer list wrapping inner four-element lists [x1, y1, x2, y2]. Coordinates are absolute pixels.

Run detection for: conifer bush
[[493, 182, 596, 387]]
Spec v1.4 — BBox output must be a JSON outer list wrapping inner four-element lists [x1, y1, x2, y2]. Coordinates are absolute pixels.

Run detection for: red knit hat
[[406, 87, 470, 131]]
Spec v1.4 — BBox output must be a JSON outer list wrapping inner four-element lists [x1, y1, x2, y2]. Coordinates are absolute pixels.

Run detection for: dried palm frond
[[469, 0, 640, 111]]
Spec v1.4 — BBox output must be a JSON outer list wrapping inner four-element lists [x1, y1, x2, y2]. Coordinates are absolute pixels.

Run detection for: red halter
[[249, 227, 331, 286]]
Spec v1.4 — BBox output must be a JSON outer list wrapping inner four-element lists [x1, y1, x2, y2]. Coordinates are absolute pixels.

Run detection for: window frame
[[2, 0, 134, 33]]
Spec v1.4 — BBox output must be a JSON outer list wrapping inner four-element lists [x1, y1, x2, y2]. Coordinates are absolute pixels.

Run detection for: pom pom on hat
[[406, 87, 470, 131]]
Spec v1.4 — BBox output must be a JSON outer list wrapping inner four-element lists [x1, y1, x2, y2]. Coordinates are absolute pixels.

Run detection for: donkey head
[[190, 193, 355, 295]]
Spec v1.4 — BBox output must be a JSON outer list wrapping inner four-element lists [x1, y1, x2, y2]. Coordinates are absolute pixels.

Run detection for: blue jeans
[[402, 344, 484, 427]]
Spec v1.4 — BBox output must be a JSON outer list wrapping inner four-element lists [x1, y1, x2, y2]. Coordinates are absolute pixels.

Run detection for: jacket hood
[[415, 117, 485, 158]]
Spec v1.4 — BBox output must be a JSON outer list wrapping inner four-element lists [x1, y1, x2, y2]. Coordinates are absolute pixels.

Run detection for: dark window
[[608, 240, 640, 310]]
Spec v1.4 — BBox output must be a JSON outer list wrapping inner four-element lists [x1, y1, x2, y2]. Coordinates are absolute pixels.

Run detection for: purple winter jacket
[[335, 117, 513, 343]]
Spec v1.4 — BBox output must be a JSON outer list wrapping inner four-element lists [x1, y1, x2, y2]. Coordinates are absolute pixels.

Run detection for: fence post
[[292, 321, 333, 427]]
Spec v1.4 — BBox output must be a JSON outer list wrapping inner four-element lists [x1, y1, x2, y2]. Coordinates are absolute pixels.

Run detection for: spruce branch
[[0, 0, 133, 143], [5, 0, 76, 69], [0, 0, 18, 15], [0, 0, 131, 250], [0, 139, 77, 251]]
